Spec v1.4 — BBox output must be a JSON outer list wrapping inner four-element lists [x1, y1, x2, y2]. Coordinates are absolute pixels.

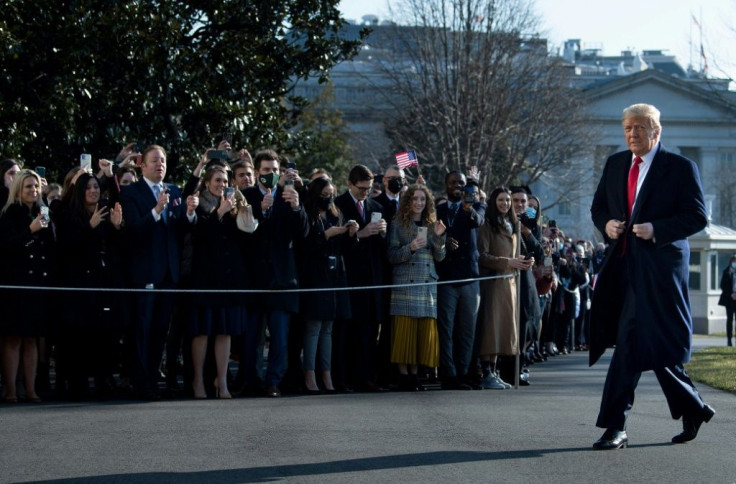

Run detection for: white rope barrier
[[0, 273, 515, 294]]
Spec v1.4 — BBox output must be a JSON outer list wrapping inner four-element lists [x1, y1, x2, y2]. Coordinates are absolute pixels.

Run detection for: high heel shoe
[[321, 372, 337, 394], [214, 380, 232, 399]]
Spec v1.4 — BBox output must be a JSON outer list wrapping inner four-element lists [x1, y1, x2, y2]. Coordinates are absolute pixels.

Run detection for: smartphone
[[80, 153, 92, 170], [35, 166, 46, 178], [464, 186, 475, 204], [284, 179, 295, 188], [208, 149, 229, 160], [345, 219, 356, 227], [225, 187, 235, 198], [133, 154, 142, 166], [371, 212, 382, 223], [544, 256, 553, 267], [548, 220, 557, 228], [417, 226, 428, 242], [286, 161, 297, 171], [39, 206, 50, 221]]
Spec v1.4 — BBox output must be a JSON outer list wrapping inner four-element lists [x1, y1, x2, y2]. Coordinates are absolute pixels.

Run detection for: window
[[558, 202, 571, 216], [689, 251, 701, 291]]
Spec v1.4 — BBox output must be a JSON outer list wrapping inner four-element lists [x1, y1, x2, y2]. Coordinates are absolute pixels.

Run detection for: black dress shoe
[[672, 404, 715, 443], [593, 429, 628, 450], [264, 385, 281, 398], [441, 378, 472, 391]]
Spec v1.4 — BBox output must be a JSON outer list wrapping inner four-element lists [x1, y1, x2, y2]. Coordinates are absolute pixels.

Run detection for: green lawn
[[686, 346, 736, 394]]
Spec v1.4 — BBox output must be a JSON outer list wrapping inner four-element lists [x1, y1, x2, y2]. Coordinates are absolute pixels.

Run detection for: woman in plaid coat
[[387, 184, 446, 390]]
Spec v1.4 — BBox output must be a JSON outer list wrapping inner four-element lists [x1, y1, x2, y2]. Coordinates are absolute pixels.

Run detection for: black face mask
[[387, 178, 403, 194], [317, 197, 333, 212]]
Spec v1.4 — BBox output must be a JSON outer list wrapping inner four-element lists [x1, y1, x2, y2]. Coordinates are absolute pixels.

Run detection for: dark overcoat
[[0, 203, 57, 336], [243, 185, 308, 313], [589, 144, 707, 371], [334, 192, 388, 322], [298, 210, 354, 321]]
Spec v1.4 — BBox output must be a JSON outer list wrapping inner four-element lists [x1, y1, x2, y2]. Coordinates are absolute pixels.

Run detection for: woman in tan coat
[[477, 187, 533, 389]]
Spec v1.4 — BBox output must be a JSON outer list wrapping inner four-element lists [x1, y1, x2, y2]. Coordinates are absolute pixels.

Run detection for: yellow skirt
[[391, 315, 439, 367]]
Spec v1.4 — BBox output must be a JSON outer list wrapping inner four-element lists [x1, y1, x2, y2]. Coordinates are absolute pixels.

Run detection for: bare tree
[[377, 0, 598, 194]]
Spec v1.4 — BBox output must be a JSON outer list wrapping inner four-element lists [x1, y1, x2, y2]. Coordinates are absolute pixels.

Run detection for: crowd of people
[[0, 142, 603, 402]]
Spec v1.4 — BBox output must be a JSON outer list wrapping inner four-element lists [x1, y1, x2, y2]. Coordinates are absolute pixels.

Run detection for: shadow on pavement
[[23, 445, 681, 484]]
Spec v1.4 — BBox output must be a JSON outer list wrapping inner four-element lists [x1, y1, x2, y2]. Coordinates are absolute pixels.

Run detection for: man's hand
[[605, 219, 626, 239], [632, 222, 654, 240], [447, 236, 459, 251], [155, 187, 170, 215], [282, 186, 299, 209], [261, 188, 274, 212], [187, 190, 199, 216]]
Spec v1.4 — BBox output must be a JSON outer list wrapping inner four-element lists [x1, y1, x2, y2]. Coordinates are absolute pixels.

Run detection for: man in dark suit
[[436, 171, 485, 390], [590, 103, 713, 449], [242, 150, 308, 398], [334, 164, 388, 392], [373, 165, 404, 227], [119, 145, 198, 399]]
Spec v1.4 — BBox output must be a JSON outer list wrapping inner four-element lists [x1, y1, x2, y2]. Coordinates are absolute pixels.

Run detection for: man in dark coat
[[436, 171, 485, 390], [119, 145, 197, 399], [334, 164, 388, 392], [243, 150, 308, 398], [589, 103, 713, 450]]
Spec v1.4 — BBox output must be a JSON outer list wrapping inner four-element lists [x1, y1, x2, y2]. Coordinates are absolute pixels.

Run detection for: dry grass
[[686, 346, 736, 394]]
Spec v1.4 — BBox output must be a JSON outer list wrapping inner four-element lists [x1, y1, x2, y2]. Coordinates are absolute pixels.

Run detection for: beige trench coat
[[477, 221, 518, 357]]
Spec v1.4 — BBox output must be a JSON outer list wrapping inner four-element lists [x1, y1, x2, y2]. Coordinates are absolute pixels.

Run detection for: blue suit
[[120, 179, 191, 395], [590, 143, 708, 429]]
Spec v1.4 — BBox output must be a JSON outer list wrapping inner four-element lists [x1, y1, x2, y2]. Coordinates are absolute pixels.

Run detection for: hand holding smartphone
[[80, 154, 92, 171], [417, 226, 428, 242], [371, 212, 382, 224]]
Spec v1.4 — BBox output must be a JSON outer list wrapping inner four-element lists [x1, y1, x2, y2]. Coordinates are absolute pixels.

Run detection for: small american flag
[[395, 150, 418, 169]]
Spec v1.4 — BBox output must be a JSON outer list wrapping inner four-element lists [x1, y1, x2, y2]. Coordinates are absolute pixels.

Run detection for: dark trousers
[[130, 283, 175, 394], [726, 303, 735, 346], [596, 286, 706, 430]]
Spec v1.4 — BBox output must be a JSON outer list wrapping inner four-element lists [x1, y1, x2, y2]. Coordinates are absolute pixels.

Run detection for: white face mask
[[731, 262, 736, 270]]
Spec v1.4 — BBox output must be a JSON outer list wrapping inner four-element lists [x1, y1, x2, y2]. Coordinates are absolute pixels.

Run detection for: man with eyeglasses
[[334, 164, 389, 392]]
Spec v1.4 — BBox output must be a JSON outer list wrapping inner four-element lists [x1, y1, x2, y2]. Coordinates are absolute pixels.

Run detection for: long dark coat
[[334, 192, 388, 323], [589, 144, 707, 371], [298, 210, 354, 321], [53, 202, 125, 330], [243, 185, 308, 313], [0, 203, 57, 336]]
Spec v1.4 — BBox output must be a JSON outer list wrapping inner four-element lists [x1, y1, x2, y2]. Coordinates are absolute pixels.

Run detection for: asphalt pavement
[[1, 335, 734, 483]]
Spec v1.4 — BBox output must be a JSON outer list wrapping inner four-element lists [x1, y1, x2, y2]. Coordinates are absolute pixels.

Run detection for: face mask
[[731, 263, 736, 270], [258, 172, 279, 190], [387, 178, 403, 194], [525, 207, 537, 219], [317, 197, 333, 212], [558, 243, 565, 252]]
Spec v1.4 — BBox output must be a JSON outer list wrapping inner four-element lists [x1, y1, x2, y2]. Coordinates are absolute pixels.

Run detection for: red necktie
[[356, 201, 364, 220], [627, 156, 642, 218]]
